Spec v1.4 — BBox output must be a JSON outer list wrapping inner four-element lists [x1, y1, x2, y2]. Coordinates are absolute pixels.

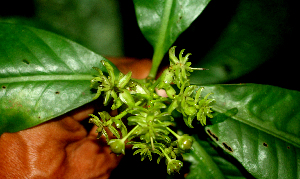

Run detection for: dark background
[[1, 0, 298, 91]]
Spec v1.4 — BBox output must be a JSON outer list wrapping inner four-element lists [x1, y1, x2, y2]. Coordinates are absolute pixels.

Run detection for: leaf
[[206, 118, 300, 179], [188, 0, 291, 84], [196, 84, 300, 178], [133, 0, 211, 77], [183, 136, 248, 179], [0, 23, 119, 135], [210, 107, 238, 125], [198, 84, 300, 147]]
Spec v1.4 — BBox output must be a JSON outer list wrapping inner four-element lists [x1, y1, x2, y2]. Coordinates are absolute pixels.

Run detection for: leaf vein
[[0, 75, 93, 83]]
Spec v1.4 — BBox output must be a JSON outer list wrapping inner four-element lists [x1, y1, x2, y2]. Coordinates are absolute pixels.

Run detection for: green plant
[[88, 46, 214, 174], [0, 0, 299, 178]]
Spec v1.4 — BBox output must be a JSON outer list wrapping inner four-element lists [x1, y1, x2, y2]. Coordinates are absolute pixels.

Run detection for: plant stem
[[159, 147, 171, 162], [114, 111, 128, 120], [121, 125, 140, 142], [157, 120, 180, 139], [150, 137, 155, 151], [148, 0, 173, 79]]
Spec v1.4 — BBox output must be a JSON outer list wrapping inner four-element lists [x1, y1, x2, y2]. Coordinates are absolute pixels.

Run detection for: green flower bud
[[178, 134, 193, 152], [167, 99, 178, 115], [164, 147, 172, 155], [90, 77, 101, 89], [167, 159, 183, 175], [169, 46, 179, 65], [117, 71, 132, 88], [119, 89, 135, 107], [183, 85, 196, 96], [165, 85, 176, 99], [144, 133, 151, 143], [184, 105, 197, 116], [103, 90, 112, 106], [111, 98, 123, 110], [157, 69, 174, 89], [108, 139, 125, 155], [101, 60, 115, 84], [132, 127, 145, 136], [114, 119, 122, 129]]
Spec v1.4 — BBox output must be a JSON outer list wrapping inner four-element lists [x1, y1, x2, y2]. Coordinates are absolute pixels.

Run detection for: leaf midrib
[[0, 75, 94, 83]]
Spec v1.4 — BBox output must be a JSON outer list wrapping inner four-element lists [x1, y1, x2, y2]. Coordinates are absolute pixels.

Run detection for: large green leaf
[[206, 118, 300, 179], [189, 0, 291, 84], [0, 23, 119, 135], [133, 0, 210, 77], [196, 84, 300, 178], [183, 136, 247, 179]]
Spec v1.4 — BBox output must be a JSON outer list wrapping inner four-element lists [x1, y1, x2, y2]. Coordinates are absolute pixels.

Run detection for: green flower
[[167, 159, 183, 175], [90, 60, 133, 109], [169, 46, 192, 88], [108, 139, 125, 155], [89, 111, 125, 142], [178, 86, 214, 128], [88, 114, 107, 140], [194, 88, 214, 126], [168, 46, 207, 88], [89, 46, 214, 175], [129, 142, 163, 161]]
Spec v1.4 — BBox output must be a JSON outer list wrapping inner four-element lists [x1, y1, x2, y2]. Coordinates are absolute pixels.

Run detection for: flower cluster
[[88, 47, 214, 174]]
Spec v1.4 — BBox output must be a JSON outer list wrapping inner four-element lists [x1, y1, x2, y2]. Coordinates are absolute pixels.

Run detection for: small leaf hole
[[263, 142, 268, 147], [2, 85, 6, 89], [22, 59, 30, 65], [222, 142, 233, 152], [207, 129, 219, 141], [55, 91, 60, 94], [287, 146, 290, 149]]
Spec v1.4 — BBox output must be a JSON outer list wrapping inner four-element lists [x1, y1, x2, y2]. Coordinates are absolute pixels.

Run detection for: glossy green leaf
[[183, 136, 247, 179], [196, 84, 300, 178], [206, 118, 300, 179], [133, 0, 211, 78], [190, 0, 290, 84], [0, 23, 119, 135]]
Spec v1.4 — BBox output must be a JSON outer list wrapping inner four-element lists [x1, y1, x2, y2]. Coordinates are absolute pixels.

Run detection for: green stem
[[150, 137, 155, 151], [115, 101, 143, 120], [150, 77, 160, 90], [166, 126, 180, 139], [148, 0, 173, 79], [135, 100, 142, 106], [157, 120, 180, 139], [159, 147, 171, 162], [114, 111, 128, 120], [121, 125, 140, 142]]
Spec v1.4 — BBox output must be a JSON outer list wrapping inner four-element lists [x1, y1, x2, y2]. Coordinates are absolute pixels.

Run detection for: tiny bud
[[178, 134, 193, 152], [167, 159, 183, 175], [108, 139, 125, 155]]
